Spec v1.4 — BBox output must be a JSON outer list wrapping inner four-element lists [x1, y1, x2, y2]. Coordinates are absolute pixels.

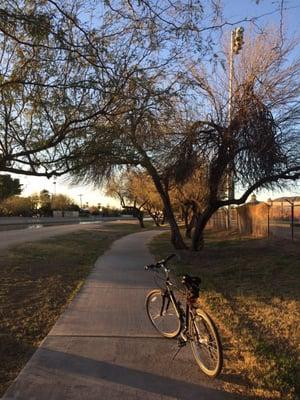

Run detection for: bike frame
[[160, 273, 196, 340], [146, 258, 223, 378]]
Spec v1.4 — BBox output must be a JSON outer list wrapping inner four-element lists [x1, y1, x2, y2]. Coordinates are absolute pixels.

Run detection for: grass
[[0, 221, 154, 396], [149, 229, 300, 400]]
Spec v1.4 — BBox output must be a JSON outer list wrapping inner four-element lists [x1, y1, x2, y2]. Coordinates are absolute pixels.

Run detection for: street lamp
[[227, 26, 245, 228]]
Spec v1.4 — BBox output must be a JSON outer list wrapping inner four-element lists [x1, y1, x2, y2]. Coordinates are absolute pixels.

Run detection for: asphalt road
[[2, 230, 238, 400], [0, 221, 105, 251]]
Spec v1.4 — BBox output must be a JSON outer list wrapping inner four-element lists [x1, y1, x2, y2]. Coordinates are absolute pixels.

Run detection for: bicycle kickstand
[[172, 336, 187, 360]]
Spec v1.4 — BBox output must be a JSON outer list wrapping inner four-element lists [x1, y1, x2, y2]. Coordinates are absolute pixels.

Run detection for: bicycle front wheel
[[189, 309, 223, 378], [146, 289, 181, 338]]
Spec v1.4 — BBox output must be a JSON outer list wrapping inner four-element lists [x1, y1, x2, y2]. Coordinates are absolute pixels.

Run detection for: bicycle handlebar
[[145, 255, 201, 294], [144, 254, 175, 270]]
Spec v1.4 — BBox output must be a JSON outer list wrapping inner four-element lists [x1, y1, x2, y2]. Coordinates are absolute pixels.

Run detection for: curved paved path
[[2, 230, 239, 400], [0, 222, 104, 251]]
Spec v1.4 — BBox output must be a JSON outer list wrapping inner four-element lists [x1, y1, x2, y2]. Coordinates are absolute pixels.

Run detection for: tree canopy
[[0, 0, 224, 177], [1, 1, 300, 249], [0, 174, 22, 201], [74, 26, 300, 249]]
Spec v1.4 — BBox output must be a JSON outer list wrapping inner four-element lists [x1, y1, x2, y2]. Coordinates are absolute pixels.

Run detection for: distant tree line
[[0, 187, 80, 217], [0, 175, 123, 217]]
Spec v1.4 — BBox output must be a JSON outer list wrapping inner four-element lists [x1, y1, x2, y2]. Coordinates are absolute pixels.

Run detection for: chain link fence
[[207, 200, 300, 240], [268, 200, 300, 240]]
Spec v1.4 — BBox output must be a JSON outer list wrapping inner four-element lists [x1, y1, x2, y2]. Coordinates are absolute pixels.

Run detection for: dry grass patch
[[0, 222, 148, 396], [149, 229, 300, 400]]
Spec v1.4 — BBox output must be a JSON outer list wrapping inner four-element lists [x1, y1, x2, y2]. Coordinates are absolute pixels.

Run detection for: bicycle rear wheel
[[146, 289, 181, 338], [189, 309, 223, 378]]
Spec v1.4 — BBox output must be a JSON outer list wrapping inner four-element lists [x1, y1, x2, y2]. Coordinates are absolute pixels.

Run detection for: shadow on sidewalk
[[4, 346, 256, 400]]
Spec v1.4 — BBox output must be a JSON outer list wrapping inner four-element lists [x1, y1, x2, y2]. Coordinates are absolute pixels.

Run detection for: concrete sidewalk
[[2, 230, 237, 400]]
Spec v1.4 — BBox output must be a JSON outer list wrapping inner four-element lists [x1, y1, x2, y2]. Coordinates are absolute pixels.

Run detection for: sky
[[223, 0, 300, 31], [10, 0, 300, 206], [18, 174, 120, 208]]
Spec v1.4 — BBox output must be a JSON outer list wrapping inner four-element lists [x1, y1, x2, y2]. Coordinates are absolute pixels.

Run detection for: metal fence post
[[291, 202, 294, 241], [267, 205, 270, 237], [285, 199, 295, 241]]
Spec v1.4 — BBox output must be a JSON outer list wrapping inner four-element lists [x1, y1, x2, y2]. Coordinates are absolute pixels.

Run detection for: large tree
[[0, 0, 154, 176], [0, 195, 34, 216], [1, 0, 276, 178], [0, 174, 22, 201], [183, 27, 300, 249], [106, 172, 147, 228], [171, 167, 213, 239], [73, 27, 300, 250], [1, 2, 299, 250], [107, 170, 164, 227]]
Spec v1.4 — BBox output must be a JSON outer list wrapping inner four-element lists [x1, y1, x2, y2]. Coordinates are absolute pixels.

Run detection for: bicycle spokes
[[190, 312, 222, 377], [146, 290, 181, 338]]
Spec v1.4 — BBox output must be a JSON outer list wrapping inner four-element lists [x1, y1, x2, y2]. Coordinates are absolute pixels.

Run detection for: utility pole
[[52, 179, 57, 202], [78, 194, 83, 208], [227, 26, 244, 228]]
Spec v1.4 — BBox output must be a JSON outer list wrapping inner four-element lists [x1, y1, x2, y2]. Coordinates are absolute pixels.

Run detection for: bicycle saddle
[[182, 274, 201, 288]]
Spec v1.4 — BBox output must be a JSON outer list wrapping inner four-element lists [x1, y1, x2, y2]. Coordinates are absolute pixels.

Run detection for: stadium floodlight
[[233, 26, 244, 54]]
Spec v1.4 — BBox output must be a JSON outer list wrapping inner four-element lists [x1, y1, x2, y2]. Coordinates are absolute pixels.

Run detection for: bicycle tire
[[189, 309, 223, 378], [146, 289, 181, 338]]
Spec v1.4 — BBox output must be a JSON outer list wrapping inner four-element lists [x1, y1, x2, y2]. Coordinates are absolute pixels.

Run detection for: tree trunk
[[192, 218, 205, 250], [146, 167, 187, 249], [148, 211, 160, 226], [163, 201, 187, 249], [181, 206, 189, 231], [152, 210, 161, 226], [192, 208, 216, 251], [140, 155, 187, 249], [153, 217, 161, 227], [137, 212, 145, 228], [161, 209, 166, 225], [186, 213, 196, 239]]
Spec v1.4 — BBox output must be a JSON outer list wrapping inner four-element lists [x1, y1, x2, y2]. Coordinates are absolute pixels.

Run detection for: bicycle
[[145, 254, 223, 378]]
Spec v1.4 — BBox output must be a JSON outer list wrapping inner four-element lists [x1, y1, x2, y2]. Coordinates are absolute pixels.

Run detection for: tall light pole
[[53, 179, 57, 198], [78, 194, 83, 208], [227, 26, 244, 228], [228, 27, 244, 123]]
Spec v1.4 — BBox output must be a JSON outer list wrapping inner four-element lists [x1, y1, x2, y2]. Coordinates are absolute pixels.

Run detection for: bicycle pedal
[[180, 331, 188, 342]]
